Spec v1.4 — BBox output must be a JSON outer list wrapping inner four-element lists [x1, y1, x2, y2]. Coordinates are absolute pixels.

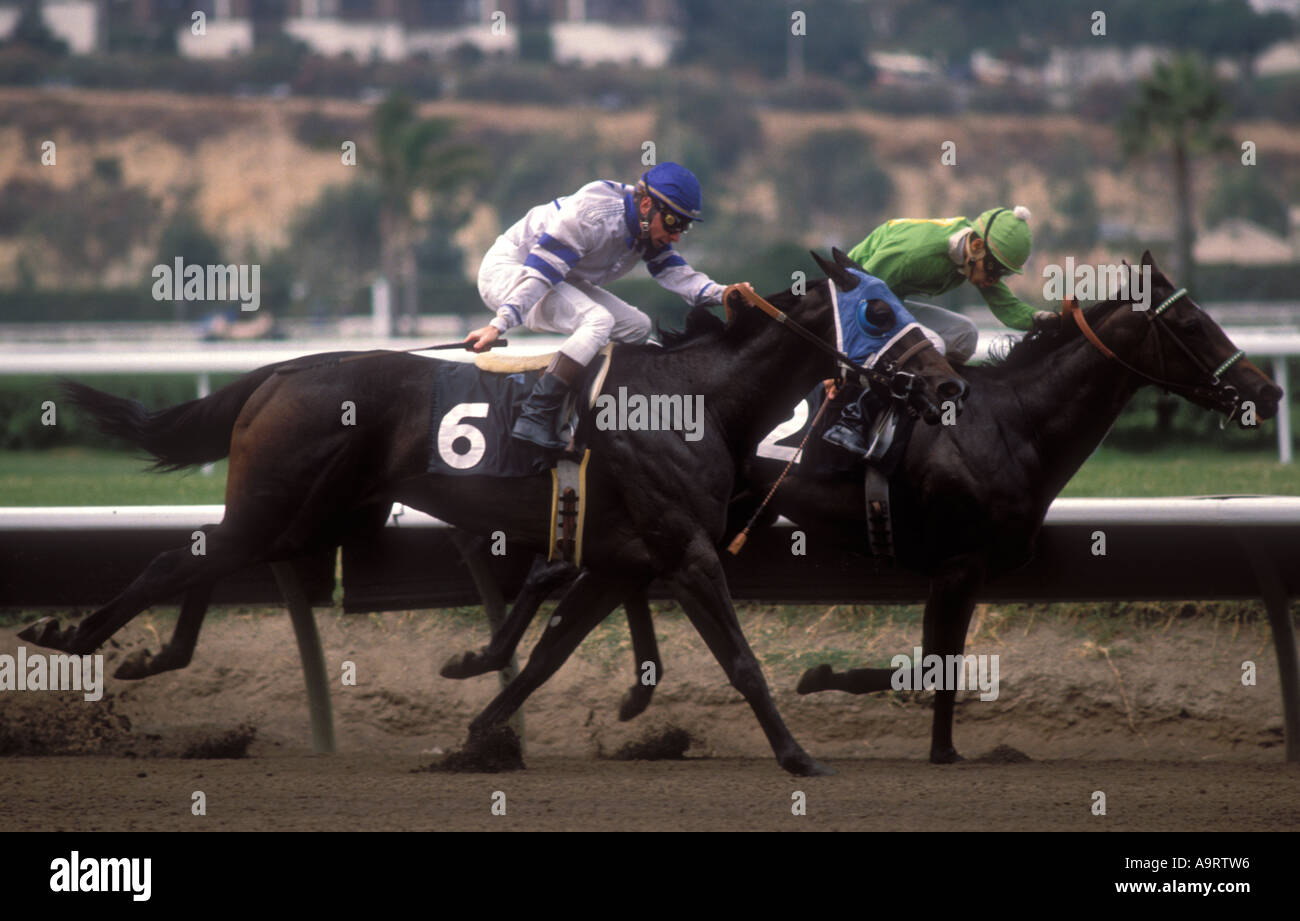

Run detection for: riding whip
[[274, 339, 509, 374]]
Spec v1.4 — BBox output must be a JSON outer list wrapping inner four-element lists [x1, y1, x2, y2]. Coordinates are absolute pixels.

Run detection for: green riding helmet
[[974, 205, 1033, 275]]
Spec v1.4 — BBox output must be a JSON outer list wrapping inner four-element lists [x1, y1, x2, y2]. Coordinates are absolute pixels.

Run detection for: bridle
[[1064, 286, 1245, 414], [730, 282, 930, 402]]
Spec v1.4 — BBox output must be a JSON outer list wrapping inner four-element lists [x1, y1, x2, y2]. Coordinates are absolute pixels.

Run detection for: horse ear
[[1140, 249, 1173, 287], [831, 247, 857, 269], [811, 250, 856, 292]]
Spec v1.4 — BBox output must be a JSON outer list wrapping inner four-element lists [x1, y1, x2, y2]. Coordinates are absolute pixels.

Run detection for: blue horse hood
[[834, 268, 918, 367]]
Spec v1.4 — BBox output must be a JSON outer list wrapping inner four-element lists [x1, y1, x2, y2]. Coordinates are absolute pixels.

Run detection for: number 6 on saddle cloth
[[427, 345, 613, 477], [427, 346, 613, 565]]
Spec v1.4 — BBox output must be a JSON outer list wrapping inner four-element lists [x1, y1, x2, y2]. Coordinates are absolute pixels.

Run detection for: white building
[[1042, 45, 1167, 88], [1257, 39, 1300, 77], [175, 0, 680, 66]]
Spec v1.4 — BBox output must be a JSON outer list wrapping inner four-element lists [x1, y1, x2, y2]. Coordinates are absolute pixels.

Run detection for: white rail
[[0, 329, 1292, 461], [6, 496, 1300, 530]]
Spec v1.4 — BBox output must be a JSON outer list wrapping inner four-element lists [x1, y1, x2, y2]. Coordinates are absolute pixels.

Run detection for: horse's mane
[[965, 297, 1125, 380], [656, 304, 726, 349]]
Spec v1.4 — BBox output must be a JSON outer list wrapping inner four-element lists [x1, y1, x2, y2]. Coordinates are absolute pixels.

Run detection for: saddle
[[426, 345, 614, 565], [475, 344, 615, 450]]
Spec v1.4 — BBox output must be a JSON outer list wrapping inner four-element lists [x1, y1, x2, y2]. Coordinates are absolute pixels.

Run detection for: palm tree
[[368, 93, 485, 335], [1119, 53, 1232, 288]]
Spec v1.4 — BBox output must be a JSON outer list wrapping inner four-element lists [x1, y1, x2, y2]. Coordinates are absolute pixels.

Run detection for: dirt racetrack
[[2, 602, 1298, 831]]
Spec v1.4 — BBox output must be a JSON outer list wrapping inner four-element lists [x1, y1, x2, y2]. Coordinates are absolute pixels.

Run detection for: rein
[[1064, 291, 1242, 405], [725, 282, 942, 556], [734, 285, 899, 391]]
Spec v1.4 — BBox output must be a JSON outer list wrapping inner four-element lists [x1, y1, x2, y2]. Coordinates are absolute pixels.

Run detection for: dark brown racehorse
[[443, 252, 1283, 763], [24, 262, 964, 776]]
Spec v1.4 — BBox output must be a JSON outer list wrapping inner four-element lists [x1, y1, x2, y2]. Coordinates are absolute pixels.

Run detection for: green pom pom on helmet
[[974, 205, 1033, 275]]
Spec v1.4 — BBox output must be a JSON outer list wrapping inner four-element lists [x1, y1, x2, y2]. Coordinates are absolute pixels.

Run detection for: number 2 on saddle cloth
[[758, 382, 915, 477]]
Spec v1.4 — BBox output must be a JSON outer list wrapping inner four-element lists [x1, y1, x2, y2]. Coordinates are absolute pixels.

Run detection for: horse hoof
[[617, 685, 653, 722], [113, 649, 155, 681], [930, 747, 965, 764], [439, 650, 492, 680], [796, 664, 833, 695], [784, 753, 836, 777], [18, 616, 74, 652], [429, 725, 525, 773]]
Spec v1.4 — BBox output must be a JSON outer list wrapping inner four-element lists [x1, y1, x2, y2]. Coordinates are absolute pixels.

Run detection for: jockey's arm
[[644, 248, 727, 307], [977, 280, 1038, 332]]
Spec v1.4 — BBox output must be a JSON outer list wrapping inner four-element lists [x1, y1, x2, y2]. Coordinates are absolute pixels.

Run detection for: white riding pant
[[479, 255, 653, 366], [906, 303, 979, 364]]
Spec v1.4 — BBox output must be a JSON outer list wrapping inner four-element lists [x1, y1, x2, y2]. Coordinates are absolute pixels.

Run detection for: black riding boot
[[512, 353, 586, 451], [822, 389, 878, 457]]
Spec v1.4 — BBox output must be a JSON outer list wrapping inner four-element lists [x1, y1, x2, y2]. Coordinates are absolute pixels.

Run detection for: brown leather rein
[[729, 283, 921, 392], [723, 282, 939, 556], [1064, 289, 1244, 410]]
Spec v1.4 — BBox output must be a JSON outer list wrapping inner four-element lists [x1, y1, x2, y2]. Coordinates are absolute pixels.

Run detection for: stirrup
[[822, 421, 871, 457], [512, 415, 570, 451]]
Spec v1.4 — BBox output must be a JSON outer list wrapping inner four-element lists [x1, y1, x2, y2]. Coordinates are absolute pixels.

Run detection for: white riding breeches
[[479, 253, 653, 366], [905, 303, 979, 364]]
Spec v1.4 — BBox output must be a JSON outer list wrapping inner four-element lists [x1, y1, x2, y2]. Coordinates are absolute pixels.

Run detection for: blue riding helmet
[[641, 162, 704, 221], [835, 268, 918, 367]]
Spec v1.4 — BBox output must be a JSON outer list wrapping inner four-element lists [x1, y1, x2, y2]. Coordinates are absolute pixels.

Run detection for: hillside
[[2, 86, 1297, 291]]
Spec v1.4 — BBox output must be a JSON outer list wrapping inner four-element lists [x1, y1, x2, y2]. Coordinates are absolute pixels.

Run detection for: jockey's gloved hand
[[1032, 309, 1061, 331], [722, 282, 754, 307]]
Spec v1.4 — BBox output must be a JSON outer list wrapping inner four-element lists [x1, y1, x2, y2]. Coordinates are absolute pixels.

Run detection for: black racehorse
[[23, 257, 965, 776], [441, 251, 1283, 763]]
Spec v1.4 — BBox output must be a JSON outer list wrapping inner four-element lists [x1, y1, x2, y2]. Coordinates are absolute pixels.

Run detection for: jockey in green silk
[[846, 206, 1059, 364]]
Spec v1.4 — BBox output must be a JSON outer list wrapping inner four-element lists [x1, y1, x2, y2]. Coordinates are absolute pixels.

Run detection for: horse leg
[[922, 556, 984, 764], [794, 559, 985, 761], [667, 540, 831, 777], [464, 570, 636, 743], [618, 587, 660, 721], [441, 554, 579, 679], [113, 579, 213, 679], [20, 527, 257, 656]]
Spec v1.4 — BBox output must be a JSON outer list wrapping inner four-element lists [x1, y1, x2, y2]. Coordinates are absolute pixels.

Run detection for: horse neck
[[683, 309, 832, 452], [1004, 308, 1147, 501]]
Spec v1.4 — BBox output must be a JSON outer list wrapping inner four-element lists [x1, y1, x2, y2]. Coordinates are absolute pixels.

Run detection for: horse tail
[[60, 363, 283, 472]]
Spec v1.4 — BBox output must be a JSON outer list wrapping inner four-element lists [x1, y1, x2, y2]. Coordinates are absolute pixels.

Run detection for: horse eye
[[864, 300, 894, 329]]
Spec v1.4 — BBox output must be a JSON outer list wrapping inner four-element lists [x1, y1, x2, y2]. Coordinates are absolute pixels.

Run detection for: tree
[[673, 0, 872, 81], [777, 129, 893, 240], [1045, 174, 1100, 252], [8, 1, 68, 54], [653, 83, 761, 186], [487, 129, 610, 226], [287, 180, 384, 317], [367, 92, 485, 334], [1119, 54, 1232, 288], [4, 160, 157, 289], [153, 206, 224, 321]]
